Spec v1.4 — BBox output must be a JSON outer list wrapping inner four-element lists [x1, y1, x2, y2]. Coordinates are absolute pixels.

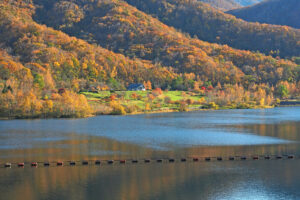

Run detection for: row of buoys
[[1, 155, 297, 168]]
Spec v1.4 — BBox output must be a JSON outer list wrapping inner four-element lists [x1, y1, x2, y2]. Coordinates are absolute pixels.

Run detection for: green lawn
[[82, 90, 206, 114], [82, 90, 204, 103], [81, 90, 271, 115]]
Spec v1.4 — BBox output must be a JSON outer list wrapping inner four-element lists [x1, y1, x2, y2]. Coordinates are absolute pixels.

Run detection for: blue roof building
[[127, 83, 146, 91]]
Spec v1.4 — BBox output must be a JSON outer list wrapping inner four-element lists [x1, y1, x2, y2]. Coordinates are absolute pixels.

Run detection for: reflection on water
[[0, 107, 300, 199], [0, 107, 299, 162], [0, 161, 300, 200]]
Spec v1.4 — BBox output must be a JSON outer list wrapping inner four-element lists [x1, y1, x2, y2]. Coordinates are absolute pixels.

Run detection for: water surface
[[0, 107, 299, 199]]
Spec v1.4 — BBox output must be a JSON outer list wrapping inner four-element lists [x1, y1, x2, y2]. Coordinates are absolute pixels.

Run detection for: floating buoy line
[[0, 155, 298, 169]]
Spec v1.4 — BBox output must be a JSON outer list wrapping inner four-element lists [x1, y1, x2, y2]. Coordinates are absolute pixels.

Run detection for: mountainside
[[0, 0, 299, 118], [228, 0, 300, 29], [33, 0, 299, 87], [0, 1, 173, 118], [0, 2, 173, 86], [198, 0, 240, 10], [124, 0, 300, 58]]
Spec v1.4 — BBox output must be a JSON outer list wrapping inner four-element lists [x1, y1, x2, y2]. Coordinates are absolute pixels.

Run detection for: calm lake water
[[0, 107, 300, 200]]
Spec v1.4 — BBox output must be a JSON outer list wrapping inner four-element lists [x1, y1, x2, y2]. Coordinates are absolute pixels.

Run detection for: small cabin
[[127, 83, 146, 91]]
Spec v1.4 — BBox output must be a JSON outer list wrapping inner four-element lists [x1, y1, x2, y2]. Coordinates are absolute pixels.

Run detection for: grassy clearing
[[82, 90, 273, 115], [82, 91, 203, 101], [82, 90, 206, 114]]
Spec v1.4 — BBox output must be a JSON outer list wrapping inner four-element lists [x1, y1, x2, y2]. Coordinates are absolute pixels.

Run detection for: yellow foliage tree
[[260, 98, 265, 106], [145, 103, 151, 112], [193, 81, 200, 92], [109, 101, 126, 115]]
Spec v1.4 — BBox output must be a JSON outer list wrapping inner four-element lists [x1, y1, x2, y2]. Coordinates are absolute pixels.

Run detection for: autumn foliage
[[0, 0, 299, 118]]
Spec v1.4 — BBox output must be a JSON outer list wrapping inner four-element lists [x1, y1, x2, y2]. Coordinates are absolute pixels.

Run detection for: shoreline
[[279, 100, 300, 106], [2, 103, 300, 120], [0, 105, 280, 120], [113, 105, 276, 116]]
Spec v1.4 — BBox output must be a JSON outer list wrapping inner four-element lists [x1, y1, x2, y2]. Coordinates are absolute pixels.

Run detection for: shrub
[[186, 98, 194, 105], [152, 88, 163, 96], [110, 94, 116, 101], [236, 103, 251, 109], [131, 92, 137, 99], [164, 96, 172, 104], [148, 94, 155, 101], [109, 101, 126, 115], [155, 103, 161, 108], [179, 101, 188, 112], [145, 103, 151, 111], [126, 104, 140, 113], [203, 102, 219, 109]]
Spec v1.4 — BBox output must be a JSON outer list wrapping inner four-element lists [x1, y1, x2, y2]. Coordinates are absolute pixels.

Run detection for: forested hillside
[[0, 1, 173, 118], [0, 0, 299, 118], [124, 0, 300, 58], [32, 0, 300, 87], [228, 0, 300, 29]]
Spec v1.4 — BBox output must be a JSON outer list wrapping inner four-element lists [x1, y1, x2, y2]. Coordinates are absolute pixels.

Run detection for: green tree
[[33, 74, 45, 89], [275, 85, 289, 99]]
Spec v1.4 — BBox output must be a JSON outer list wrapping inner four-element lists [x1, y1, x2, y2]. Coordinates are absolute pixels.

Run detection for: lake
[[0, 107, 300, 200]]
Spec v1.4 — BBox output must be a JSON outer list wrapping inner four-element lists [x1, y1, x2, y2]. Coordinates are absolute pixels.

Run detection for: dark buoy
[[5, 163, 11, 168], [181, 158, 187, 162], [70, 161, 76, 166], [44, 162, 50, 167], [120, 160, 126, 164], [95, 160, 101, 165], [107, 160, 114, 164], [18, 163, 25, 167], [276, 156, 283, 159], [205, 157, 211, 161], [264, 156, 270, 160], [144, 159, 150, 163], [229, 157, 235, 161], [82, 161, 89, 165], [132, 160, 138, 164], [157, 159, 163, 163], [193, 158, 199, 162], [31, 162, 38, 167], [57, 161, 63, 166], [169, 159, 175, 163], [253, 156, 259, 160], [217, 157, 223, 161]]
